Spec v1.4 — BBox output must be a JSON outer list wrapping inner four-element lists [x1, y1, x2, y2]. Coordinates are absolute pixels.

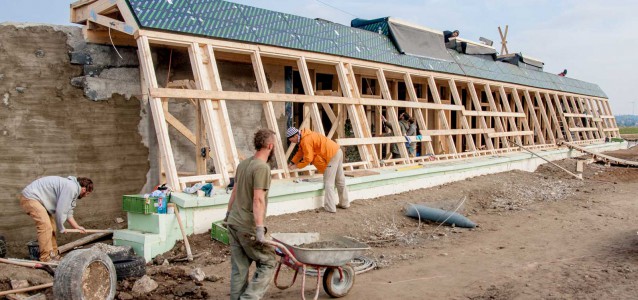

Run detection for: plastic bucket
[[27, 241, 39, 260]]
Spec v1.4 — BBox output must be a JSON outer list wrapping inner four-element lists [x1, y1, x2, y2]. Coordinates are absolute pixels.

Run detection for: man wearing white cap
[[286, 127, 349, 213]]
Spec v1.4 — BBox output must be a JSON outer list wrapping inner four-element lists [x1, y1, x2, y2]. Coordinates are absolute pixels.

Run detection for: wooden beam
[[205, 45, 240, 170], [164, 111, 196, 145], [405, 73, 436, 155], [534, 91, 556, 144], [137, 35, 180, 190], [467, 82, 495, 151], [251, 49, 291, 178], [150, 87, 463, 110], [522, 89, 546, 144], [543, 93, 565, 141], [336, 135, 432, 146], [189, 43, 231, 185], [427, 76, 458, 155], [488, 131, 534, 138], [552, 94, 573, 142], [297, 56, 325, 134], [377, 68, 411, 162]]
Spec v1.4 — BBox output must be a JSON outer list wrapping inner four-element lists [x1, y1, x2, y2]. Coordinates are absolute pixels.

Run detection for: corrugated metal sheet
[[125, 0, 607, 98]]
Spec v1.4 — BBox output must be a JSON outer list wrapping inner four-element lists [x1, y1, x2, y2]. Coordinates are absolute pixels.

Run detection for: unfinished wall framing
[[71, 0, 620, 191]]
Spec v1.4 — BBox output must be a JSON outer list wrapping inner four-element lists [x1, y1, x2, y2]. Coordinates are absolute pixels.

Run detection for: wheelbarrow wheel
[[322, 265, 355, 298]]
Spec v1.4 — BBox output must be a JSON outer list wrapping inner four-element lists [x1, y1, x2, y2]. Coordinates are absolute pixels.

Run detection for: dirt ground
[[2, 146, 637, 299]]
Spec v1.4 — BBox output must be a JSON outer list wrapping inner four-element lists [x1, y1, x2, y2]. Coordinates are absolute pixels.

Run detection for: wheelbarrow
[[264, 233, 370, 299]]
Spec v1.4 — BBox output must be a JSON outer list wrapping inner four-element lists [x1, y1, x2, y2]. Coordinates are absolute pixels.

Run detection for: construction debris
[[131, 275, 158, 296]]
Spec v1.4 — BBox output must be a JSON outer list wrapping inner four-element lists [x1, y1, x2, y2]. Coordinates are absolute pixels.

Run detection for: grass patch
[[619, 127, 638, 134]]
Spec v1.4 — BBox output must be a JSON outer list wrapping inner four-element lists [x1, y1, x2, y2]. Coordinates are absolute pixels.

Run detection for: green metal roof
[[125, 0, 607, 98]]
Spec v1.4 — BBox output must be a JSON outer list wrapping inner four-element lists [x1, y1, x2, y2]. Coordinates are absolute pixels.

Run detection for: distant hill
[[615, 115, 638, 127]]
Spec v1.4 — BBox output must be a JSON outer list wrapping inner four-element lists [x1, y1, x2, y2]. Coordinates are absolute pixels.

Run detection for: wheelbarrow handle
[[263, 239, 302, 266]]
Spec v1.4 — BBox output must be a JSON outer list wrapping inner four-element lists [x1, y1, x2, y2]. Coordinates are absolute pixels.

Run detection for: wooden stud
[[467, 82, 495, 151], [251, 49, 290, 178], [534, 91, 556, 144], [543, 93, 565, 141], [484, 84, 510, 148], [426, 76, 458, 155], [297, 57, 325, 134], [137, 36, 180, 190], [189, 42, 231, 185], [552, 94, 573, 142], [377, 68, 411, 162], [205, 45, 240, 170], [522, 90, 546, 144]]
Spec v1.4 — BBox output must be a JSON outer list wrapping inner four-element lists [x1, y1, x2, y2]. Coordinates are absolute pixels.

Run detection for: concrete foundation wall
[[0, 25, 149, 244]]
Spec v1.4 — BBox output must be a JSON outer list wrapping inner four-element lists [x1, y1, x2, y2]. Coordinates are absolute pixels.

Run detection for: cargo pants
[[228, 225, 277, 300], [19, 196, 59, 261], [323, 149, 349, 213]]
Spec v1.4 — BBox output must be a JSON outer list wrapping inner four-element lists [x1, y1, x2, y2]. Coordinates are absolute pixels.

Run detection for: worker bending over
[[287, 127, 350, 213], [20, 176, 93, 262]]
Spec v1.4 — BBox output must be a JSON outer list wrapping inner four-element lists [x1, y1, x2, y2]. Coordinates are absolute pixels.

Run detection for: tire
[[112, 256, 146, 281], [106, 246, 135, 262], [0, 235, 6, 258], [322, 265, 355, 298], [53, 249, 117, 300]]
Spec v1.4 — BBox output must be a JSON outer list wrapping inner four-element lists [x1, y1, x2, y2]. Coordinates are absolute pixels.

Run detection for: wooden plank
[[522, 90, 546, 144], [427, 76, 458, 155], [137, 36, 180, 190], [405, 74, 436, 155], [164, 111, 196, 145], [534, 91, 556, 144], [568, 127, 599, 132], [251, 50, 290, 177], [497, 86, 523, 145], [205, 45, 240, 170], [543, 93, 565, 141], [344, 170, 380, 177], [58, 232, 112, 254], [178, 174, 223, 184], [189, 43, 231, 185], [150, 87, 463, 110], [484, 84, 510, 148], [336, 135, 432, 146], [461, 110, 526, 117], [488, 131, 534, 138], [510, 88, 534, 145], [297, 56, 325, 134], [377, 68, 411, 162], [467, 82, 495, 151], [426, 128, 493, 135], [552, 94, 573, 142]]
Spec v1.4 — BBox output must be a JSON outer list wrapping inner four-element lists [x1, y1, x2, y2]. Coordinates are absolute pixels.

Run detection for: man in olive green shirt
[[225, 129, 277, 300]]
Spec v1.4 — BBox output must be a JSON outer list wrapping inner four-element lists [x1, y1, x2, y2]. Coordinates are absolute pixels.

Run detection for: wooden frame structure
[[71, 0, 621, 191]]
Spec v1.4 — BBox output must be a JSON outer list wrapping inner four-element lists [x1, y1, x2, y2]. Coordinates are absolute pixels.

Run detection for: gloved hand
[[222, 211, 229, 228], [256, 226, 266, 243]]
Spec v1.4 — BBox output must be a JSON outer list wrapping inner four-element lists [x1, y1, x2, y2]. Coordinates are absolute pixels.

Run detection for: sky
[[1, 0, 636, 115]]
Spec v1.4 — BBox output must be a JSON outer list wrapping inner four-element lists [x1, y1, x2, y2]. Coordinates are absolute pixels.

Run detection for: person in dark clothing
[[444, 30, 459, 42]]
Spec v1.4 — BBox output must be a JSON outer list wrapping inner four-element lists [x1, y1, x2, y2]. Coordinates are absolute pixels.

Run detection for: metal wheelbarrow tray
[[270, 232, 369, 267], [265, 233, 370, 299]]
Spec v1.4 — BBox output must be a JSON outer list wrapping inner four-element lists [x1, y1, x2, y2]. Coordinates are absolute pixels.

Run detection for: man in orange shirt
[[287, 127, 349, 213]]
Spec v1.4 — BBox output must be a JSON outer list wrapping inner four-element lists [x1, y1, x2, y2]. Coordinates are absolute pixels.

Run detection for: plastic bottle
[[157, 195, 166, 214]]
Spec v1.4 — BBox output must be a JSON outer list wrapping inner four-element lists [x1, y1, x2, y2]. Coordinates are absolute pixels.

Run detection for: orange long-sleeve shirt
[[291, 129, 339, 174]]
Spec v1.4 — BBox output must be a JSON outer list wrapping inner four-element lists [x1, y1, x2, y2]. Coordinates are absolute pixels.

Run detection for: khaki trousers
[[323, 149, 349, 212], [19, 196, 58, 261], [228, 225, 277, 300]]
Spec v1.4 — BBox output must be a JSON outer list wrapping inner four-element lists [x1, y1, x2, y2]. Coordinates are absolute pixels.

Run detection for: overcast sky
[[1, 0, 636, 115]]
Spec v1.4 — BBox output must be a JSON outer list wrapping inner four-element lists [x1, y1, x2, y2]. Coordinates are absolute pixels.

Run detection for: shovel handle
[[64, 229, 114, 233]]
